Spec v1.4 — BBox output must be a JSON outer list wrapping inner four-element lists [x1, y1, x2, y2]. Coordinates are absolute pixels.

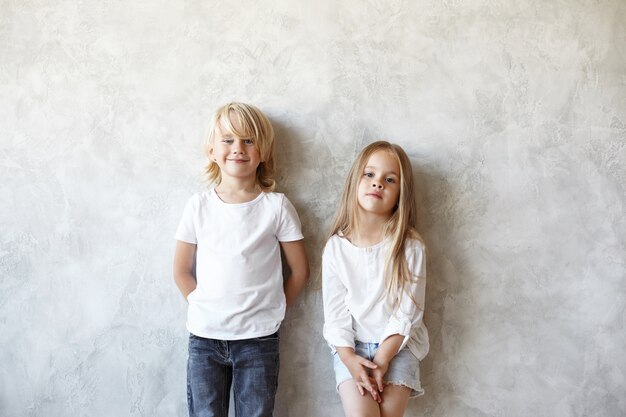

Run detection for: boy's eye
[[222, 139, 233, 144]]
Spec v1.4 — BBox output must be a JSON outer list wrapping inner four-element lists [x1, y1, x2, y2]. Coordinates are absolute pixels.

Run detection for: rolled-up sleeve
[[322, 244, 355, 350], [378, 241, 427, 352]]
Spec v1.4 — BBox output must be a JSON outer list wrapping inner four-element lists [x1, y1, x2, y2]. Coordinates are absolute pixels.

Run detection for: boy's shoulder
[[186, 190, 212, 206], [261, 191, 285, 202], [261, 191, 297, 211]]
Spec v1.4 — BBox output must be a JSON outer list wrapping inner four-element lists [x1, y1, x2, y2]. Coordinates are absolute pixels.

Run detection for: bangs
[[217, 108, 257, 139]]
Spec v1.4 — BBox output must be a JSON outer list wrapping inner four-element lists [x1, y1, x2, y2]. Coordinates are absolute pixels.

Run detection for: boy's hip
[[186, 297, 285, 340], [188, 331, 280, 364]]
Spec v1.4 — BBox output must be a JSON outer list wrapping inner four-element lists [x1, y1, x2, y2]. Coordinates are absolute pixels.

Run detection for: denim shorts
[[332, 341, 424, 398]]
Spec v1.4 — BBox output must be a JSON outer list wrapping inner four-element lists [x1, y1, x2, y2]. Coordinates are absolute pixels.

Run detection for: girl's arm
[[378, 241, 427, 352], [336, 346, 381, 402], [173, 241, 197, 299], [322, 244, 380, 401], [371, 334, 404, 392], [321, 245, 356, 348], [373, 241, 427, 392], [280, 239, 309, 307]]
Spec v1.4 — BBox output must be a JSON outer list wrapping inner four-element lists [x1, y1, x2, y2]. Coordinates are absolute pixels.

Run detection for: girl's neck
[[214, 177, 261, 204], [349, 210, 389, 247]]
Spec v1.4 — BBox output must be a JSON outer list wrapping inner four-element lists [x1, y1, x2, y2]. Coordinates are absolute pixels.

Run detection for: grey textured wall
[[1, 1, 625, 416]]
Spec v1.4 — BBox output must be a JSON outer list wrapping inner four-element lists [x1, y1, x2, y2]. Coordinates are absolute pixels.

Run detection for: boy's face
[[210, 114, 261, 183]]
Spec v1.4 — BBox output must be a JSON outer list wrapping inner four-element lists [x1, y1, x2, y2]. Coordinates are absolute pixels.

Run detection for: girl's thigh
[[379, 385, 411, 417], [338, 379, 381, 417]]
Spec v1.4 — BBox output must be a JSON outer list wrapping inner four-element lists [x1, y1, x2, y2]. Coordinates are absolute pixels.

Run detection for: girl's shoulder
[[404, 228, 426, 249], [403, 235, 427, 275], [404, 236, 426, 259], [322, 233, 345, 253], [405, 235, 426, 251]]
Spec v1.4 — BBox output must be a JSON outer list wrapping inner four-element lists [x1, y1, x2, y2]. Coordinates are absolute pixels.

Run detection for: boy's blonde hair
[[327, 141, 425, 310], [205, 102, 276, 192]]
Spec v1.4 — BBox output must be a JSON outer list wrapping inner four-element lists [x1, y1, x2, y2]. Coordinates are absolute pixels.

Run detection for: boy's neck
[[214, 177, 261, 204]]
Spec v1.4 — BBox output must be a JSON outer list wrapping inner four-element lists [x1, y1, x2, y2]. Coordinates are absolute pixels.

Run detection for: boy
[[173, 102, 309, 417]]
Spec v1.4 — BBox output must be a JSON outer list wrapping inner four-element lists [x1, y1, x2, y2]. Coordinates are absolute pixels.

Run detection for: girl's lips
[[366, 193, 382, 199]]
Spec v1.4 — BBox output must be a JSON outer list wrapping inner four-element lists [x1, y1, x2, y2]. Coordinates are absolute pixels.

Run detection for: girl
[[173, 102, 309, 417], [322, 141, 429, 417]]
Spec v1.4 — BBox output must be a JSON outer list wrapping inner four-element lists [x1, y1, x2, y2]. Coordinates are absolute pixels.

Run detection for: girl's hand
[[337, 348, 380, 402], [347, 357, 379, 401], [371, 334, 404, 394], [371, 360, 390, 394], [355, 376, 381, 403]]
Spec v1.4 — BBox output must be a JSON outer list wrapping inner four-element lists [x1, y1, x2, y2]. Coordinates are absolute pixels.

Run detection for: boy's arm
[[280, 239, 309, 307], [173, 240, 197, 299]]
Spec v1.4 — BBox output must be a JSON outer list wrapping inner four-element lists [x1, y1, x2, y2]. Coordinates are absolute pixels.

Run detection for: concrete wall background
[[1, 1, 624, 416]]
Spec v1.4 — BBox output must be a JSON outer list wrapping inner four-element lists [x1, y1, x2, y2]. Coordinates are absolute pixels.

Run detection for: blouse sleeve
[[378, 240, 427, 352], [322, 242, 356, 350]]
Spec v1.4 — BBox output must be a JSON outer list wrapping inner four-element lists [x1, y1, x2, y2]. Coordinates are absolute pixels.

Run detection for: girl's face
[[209, 113, 261, 182], [356, 150, 401, 218]]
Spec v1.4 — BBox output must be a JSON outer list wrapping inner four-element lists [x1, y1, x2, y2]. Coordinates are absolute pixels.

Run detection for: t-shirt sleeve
[[174, 195, 198, 244], [276, 194, 304, 242]]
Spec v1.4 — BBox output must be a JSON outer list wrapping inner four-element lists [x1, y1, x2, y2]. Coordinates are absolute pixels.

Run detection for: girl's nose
[[372, 183, 383, 189]]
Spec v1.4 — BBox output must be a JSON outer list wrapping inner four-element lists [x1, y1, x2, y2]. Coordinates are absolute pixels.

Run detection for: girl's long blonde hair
[[205, 102, 276, 192], [327, 141, 424, 310]]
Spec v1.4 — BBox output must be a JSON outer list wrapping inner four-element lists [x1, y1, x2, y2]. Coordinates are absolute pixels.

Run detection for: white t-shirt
[[175, 189, 303, 340], [322, 234, 429, 360]]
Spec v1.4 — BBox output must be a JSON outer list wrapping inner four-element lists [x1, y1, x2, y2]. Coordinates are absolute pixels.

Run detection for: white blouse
[[322, 234, 429, 360]]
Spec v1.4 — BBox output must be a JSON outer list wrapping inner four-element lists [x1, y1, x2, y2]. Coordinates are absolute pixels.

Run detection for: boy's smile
[[227, 157, 250, 163]]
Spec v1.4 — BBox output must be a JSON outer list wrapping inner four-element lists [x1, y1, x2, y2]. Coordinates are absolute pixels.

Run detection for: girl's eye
[[364, 172, 374, 178], [222, 139, 233, 144], [385, 177, 396, 183], [244, 139, 254, 145]]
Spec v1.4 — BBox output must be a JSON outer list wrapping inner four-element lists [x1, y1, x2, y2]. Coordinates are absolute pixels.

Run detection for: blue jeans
[[187, 332, 280, 417]]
